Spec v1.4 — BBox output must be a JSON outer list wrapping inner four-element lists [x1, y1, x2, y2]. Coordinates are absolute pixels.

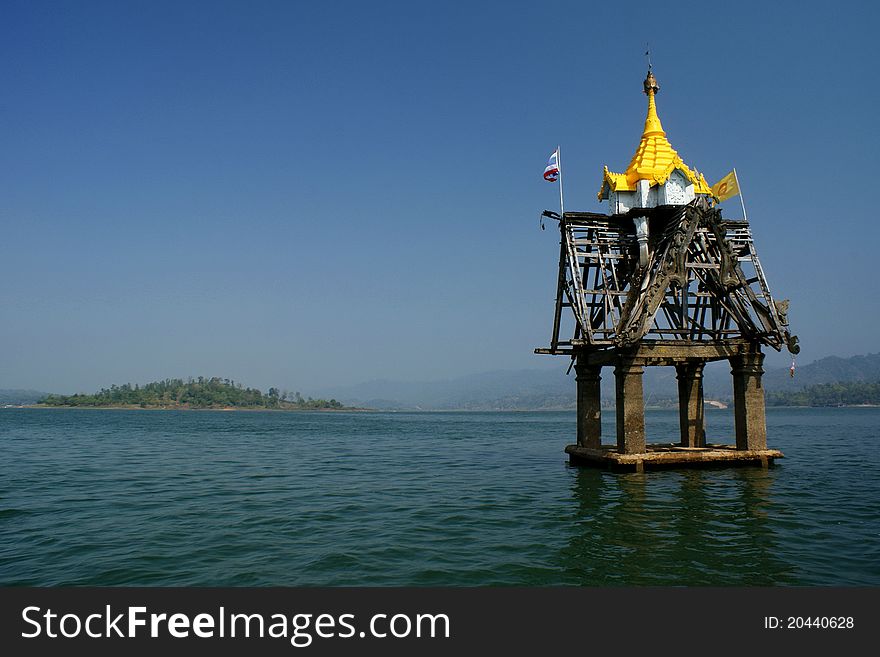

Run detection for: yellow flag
[[711, 170, 739, 202]]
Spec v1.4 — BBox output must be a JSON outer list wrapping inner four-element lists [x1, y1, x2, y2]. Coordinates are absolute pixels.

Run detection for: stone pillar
[[614, 358, 646, 454], [575, 358, 602, 449], [730, 351, 767, 451], [676, 361, 706, 448]]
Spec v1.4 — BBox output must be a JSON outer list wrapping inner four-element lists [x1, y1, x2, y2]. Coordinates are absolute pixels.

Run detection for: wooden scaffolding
[[536, 200, 799, 470]]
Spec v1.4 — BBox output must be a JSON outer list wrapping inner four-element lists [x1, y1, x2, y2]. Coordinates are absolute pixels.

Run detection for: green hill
[[766, 381, 880, 407], [38, 377, 348, 410]]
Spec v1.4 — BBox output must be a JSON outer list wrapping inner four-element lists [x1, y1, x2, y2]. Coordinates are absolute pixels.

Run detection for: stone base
[[565, 443, 783, 472]]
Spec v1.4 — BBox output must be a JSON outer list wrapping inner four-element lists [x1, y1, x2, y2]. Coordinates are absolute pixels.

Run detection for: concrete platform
[[565, 443, 783, 472]]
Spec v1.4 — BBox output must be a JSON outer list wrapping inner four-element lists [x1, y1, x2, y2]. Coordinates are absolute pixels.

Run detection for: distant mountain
[[768, 380, 880, 407], [0, 389, 49, 405], [317, 368, 574, 410], [761, 353, 880, 391], [8, 353, 878, 412], [320, 353, 880, 411], [321, 366, 688, 410]]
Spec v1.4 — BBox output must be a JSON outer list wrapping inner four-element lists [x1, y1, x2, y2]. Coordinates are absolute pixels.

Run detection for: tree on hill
[[39, 377, 348, 410]]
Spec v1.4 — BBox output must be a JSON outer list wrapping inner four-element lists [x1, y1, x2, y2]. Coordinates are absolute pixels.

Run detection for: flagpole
[[557, 145, 565, 219], [734, 167, 748, 223]]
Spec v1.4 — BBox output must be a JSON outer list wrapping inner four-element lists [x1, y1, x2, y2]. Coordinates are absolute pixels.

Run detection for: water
[[1, 407, 878, 586]]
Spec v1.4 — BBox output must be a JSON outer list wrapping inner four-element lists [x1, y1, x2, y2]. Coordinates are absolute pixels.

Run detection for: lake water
[[1, 407, 878, 586]]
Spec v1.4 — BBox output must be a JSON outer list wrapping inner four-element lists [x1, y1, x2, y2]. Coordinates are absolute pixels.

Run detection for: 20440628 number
[[787, 617, 853, 629]]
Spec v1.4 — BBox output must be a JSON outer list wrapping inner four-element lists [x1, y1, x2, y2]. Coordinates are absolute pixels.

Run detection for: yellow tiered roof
[[598, 72, 713, 200]]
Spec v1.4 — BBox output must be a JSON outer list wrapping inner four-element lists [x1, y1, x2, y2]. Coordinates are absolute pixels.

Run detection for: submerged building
[[537, 70, 799, 471]]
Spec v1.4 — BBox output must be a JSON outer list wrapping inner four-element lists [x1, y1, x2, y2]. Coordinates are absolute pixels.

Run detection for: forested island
[[38, 377, 351, 410], [766, 381, 880, 407]]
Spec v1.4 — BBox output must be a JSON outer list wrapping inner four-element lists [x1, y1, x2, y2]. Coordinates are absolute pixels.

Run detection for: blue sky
[[1, 0, 877, 393]]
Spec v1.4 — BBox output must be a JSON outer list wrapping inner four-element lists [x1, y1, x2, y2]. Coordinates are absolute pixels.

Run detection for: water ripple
[[1, 407, 878, 585]]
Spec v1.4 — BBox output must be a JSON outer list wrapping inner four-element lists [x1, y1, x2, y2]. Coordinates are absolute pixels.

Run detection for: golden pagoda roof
[[598, 72, 713, 200]]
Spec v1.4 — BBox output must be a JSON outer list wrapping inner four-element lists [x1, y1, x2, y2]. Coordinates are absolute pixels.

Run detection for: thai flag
[[543, 149, 559, 182]]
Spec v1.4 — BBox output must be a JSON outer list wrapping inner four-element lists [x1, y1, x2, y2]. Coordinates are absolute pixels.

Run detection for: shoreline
[[6, 404, 879, 412], [15, 404, 370, 413]]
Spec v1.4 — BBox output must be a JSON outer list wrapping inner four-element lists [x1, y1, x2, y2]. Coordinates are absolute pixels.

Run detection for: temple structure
[[536, 70, 799, 471]]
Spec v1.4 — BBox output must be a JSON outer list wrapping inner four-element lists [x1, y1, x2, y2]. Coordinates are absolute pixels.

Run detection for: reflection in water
[[560, 466, 798, 585]]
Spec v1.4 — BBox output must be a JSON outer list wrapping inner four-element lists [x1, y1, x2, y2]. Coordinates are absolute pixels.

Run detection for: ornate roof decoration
[[598, 72, 713, 200]]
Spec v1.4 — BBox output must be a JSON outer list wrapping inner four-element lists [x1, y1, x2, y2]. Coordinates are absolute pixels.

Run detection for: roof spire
[[642, 70, 664, 137], [597, 69, 714, 200]]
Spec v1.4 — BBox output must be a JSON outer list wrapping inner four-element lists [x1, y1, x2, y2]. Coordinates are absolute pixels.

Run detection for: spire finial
[[645, 43, 653, 72], [643, 69, 659, 96]]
